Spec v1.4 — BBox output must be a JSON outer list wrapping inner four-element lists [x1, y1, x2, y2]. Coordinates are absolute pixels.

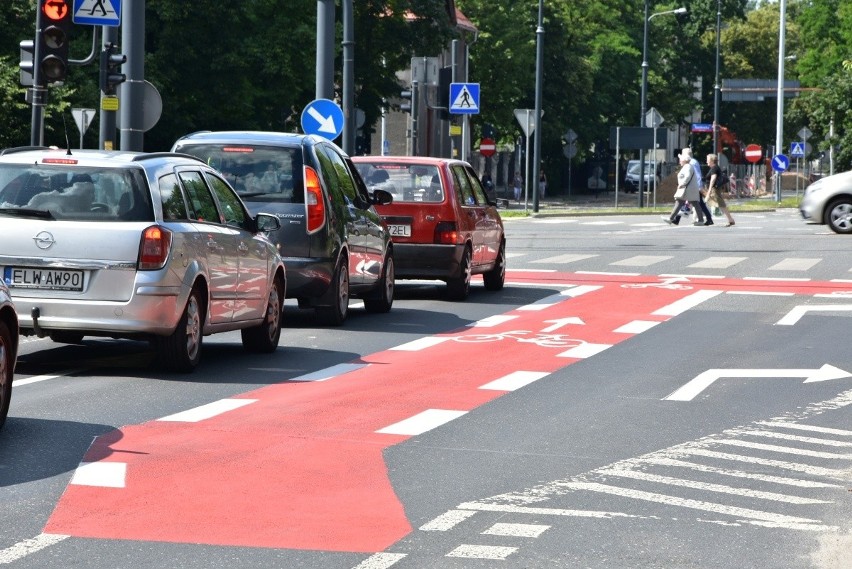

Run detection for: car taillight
[[434, 221, 458, 244], [304, 165, 325, 234], [138, 225, 173, 270]]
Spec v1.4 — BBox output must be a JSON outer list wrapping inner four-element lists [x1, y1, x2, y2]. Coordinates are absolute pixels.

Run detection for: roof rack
[[131, 152, 205, 164], [0, 146, 50, 156]]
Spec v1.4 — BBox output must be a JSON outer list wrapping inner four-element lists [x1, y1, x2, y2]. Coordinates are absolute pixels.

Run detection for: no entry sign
[[745, 144, 763, 163], [479, 137, 496, 157]]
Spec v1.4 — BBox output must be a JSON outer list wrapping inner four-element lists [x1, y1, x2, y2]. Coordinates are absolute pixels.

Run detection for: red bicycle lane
[[44, 273, 842, 551]]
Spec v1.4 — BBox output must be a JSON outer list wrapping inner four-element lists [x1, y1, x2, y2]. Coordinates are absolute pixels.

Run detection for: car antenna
[[62, 113, 72, 155]]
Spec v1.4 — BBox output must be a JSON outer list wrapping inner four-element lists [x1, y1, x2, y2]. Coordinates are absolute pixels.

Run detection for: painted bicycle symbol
[[621, 277, 693, 290], [454, 330, 586, 349]]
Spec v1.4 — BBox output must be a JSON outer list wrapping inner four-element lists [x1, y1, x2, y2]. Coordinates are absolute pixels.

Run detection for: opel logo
[[33, 231, 56, 250]]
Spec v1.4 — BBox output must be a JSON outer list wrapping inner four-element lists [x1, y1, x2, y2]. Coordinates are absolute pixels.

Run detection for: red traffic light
[[42, 0, 70, 21]]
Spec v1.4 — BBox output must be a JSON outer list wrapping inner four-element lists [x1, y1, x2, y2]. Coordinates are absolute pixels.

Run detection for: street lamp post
[[713, 0, 721, 157], [638, 3, 687, 207]]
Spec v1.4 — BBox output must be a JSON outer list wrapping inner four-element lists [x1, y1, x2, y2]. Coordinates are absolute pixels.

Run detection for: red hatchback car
[[352, 156, 505, 300]]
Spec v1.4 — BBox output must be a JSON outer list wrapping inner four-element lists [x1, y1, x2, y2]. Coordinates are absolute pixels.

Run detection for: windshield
[[354, 163, 443, 203], [176, 144, 304, 204], [627, 162, 656, 175], [0, 164, 152, 221]]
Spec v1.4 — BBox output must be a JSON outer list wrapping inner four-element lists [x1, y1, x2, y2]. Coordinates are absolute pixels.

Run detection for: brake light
[[304, 165, 325, 233], [138, 225, 173, 270], [434, 221, 458, 244]]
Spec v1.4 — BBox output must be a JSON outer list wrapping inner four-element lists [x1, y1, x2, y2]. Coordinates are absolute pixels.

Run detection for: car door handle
[[238, 242, 249, 253]]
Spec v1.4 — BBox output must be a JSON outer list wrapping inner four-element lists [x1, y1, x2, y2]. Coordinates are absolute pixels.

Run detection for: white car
[[800, 170, 852, 234], [0, 147, 286, 372], [0, 280, 18, 430]]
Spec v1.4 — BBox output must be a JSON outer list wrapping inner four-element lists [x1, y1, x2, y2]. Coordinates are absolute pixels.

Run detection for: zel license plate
[[4, 267, 84, 292], [388, 224, 411, 237]]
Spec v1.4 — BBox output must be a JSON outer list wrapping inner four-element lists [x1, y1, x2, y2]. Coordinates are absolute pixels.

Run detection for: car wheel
[[824, 198, 852, 234], [157, 287, 204, 372], [364, 254, 395, 313], [241, 276, 284, 353], [318, 259, 349, 326], [48, 331, 85, 344], [0, 319, 14, 431], [447, 246, 472, 301], [483, 240, 506, 291]]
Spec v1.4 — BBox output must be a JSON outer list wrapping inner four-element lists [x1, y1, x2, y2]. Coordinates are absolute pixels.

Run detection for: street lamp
[[713, 0, 721, 157], [638, 3, 687, 207]]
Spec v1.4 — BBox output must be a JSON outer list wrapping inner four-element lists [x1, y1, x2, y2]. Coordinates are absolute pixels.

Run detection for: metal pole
[[532, 0, 544, 212], [99, 25, 119, 150], [119, 0, 144, 151], [316, 0, 334, 100], [713, 0, 721, 154], [774, 0, 786, 202], [29, 6, 46, 146], [342, 0, 354, 154], [638, 0, 649, 208]]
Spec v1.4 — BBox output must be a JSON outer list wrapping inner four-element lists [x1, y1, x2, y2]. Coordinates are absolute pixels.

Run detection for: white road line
[[351, 553, 407, 569], [516, 293, 566, 311], [469, 315, 518, 328], [582, 220, 622, 226], [482, 523, 550, 538], [653, 290, 723, 316], [768, 258, 821, 271], [558, 482, 832, 529], [376, 409, 467, 436], [712, 439, 852, 459], [575, 270, 641, 276], [595, 468, 830, 504], [458, 501, 646, 519], [675, 448, 849, 479], [446, 544, 518, 560], [743, 276, 811, 282], [289, 363, 368, 381], [756, 421, 852, 436], [614, 320, 660, 334], [610, 255, 672, 267], [157, 398, 257, 422], [0, 533, 69, 565], [776, 305, 852, 325], [13, 369, 84, 387], [640, 457, 843, 488], [562, 285, 603, 297], [531, 253, 597, 264], [733, 428, 852, 447], [688, 256, 747, 269], [70, 462, 126, 488], [558, 342, 611, 359], [419, 509, 477, 531], [660, 273, 726, 280], [390, 337, 450, 351], [480, 371, 549, 391]]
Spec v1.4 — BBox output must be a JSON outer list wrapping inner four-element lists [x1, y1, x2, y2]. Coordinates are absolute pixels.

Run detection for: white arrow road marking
[[776, 304, 852, 325], [307, 106, 338, 133], [663, 364, 852, 402], [541, 317, 585, 332]]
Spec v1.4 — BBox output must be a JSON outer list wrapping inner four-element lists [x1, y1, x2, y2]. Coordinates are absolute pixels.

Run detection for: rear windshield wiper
[[0, 207, 55, 220]]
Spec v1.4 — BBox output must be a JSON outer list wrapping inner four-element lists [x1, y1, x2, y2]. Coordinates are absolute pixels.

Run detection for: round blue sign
[[771, 154, 790, 172], [301, 99, 344, 141]]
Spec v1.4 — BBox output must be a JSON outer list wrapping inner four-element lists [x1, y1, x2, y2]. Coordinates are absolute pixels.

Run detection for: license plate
[[388, 224, 411, 237], [4, 267, 84, 292]]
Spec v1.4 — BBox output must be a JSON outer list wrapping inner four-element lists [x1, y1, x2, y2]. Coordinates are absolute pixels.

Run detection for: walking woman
[[705, 154, 735, 226], [663, 150, 701, 225]]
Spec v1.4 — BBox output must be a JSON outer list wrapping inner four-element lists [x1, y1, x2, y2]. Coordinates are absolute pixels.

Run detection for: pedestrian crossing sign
[[449, 83, 480, 115], [790, 141, 805, 157], [73, 0, 121, 27]]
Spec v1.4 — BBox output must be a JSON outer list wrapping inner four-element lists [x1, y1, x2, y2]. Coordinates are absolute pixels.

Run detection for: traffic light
[[19, 40, 35, 86], [37, 0, 73, 84], [399, 89, 413, 113], [100, 43, 126, 95], [438, 66, 452, 121]]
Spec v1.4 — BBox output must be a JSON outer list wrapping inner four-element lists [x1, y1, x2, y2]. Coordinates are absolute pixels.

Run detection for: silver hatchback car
[[0, 280, 18, 430], [800, 170, 852, 234], [0, 147, 286, 372]]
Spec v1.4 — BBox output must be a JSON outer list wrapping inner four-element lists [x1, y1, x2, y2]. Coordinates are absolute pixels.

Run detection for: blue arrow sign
[[301, 99, 344, 140], [790, 141, 805, 157], [73, 0, 121, 27], [771, 154, 790, 172], [449, 83, 480, 115]]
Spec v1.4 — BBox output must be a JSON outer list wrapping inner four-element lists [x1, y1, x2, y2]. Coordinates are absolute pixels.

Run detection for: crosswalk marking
[[732, 428, 852, 447], [610, 255, 671, 267], [639, 457, 843, 488], [756, 421, 852, 436], [713, 439, 852, 459], [689, 256, 747, 269], [482, 523, 549, 537], [768, 258, 821, 271], [532, 253, 597, 264]]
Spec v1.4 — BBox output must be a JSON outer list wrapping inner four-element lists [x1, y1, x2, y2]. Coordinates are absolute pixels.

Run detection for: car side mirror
[[255, 212, 281, 232], [371, 188, 393, 205]]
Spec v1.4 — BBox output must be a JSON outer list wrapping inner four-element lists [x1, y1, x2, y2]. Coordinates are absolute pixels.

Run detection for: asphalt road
[[3, 209, 852, 568]]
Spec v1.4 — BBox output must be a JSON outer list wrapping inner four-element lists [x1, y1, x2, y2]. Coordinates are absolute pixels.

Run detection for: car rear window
[[176, 144, 305, 204], [0, 164, 153, 221], [354, 163, 442, 203]]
